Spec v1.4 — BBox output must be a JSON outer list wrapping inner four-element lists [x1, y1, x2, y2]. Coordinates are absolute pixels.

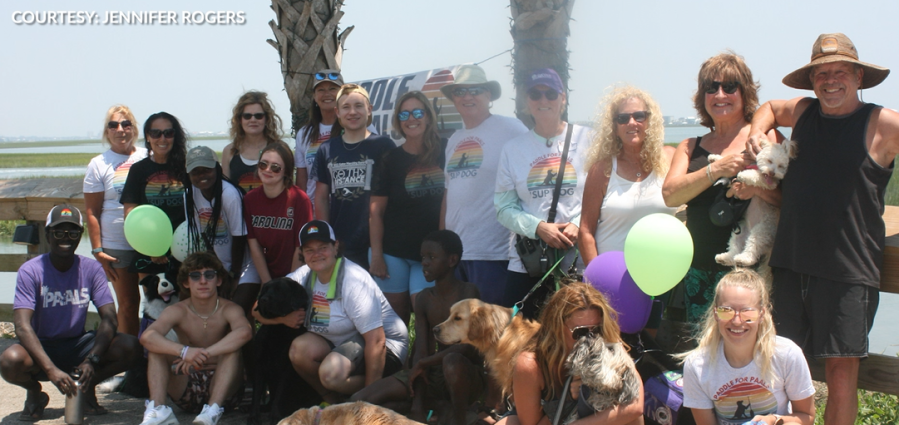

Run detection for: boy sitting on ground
[[139, 252, 252, 425], [352, 230, 484, 425]]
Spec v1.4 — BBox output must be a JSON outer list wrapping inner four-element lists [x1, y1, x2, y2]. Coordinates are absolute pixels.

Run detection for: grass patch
[[0, 220, 24, 236], [0, 153, 96, 168], [884, 169, 899, 207]]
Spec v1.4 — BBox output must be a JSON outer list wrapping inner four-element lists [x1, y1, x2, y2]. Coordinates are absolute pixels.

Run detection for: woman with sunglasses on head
[[368, 91, 445, 323], [680, 269, 815, 425], [295, 69, 343, 206], [313, 84, 395, 270], [223, 91, 283, 194], [496, 282, 643, 425], [496, 68, 591, 318], [120, 112, 188, 280], [662, 52, 784, 325], [84, 105, 148, 335], [243, 141, 313, 287]]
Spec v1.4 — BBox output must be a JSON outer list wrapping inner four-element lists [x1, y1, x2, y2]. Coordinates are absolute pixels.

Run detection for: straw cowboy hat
[[440, 65, 502, 101], [782, 33, 890, 90]]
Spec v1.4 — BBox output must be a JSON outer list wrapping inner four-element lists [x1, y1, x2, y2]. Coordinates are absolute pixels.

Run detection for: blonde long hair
[[678, 269, 777, 381], [526, 282, 624, 401], [585, 86, 667, 177]]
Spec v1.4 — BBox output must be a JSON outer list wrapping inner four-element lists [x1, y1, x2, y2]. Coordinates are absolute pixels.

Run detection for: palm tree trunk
[[268, 0, 353, 134], [509, 0, 576, 128]]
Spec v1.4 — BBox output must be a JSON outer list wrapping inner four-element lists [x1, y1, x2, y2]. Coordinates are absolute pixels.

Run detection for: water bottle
[[64, 368, 84, 424]]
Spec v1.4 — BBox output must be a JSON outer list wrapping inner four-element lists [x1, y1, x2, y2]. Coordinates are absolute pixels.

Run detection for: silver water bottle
[[64, 368, 84, 424]]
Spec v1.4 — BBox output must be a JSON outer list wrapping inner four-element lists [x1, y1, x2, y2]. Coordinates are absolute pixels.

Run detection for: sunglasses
[[615, 111, 650, 125], [452, 87, 487, 98], [315, 72, 341, 81], [570, 324, 602, 340], [528, 88, 560, 101], [107, 120, 133, 130], [397, 109, 425, 121], [188, 270, 218, 281], [242, 113, 265, 120], [257, 160, 283, 174], [705, 81, 741, 95], [714, 306, 760, 323], [146, 128, 175, 139], [51, 230, 82, 240]]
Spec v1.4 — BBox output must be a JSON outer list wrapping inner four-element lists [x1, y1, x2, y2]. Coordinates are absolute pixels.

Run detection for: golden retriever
[[277, 401, 424, 425], [432, 298, 540, 397]]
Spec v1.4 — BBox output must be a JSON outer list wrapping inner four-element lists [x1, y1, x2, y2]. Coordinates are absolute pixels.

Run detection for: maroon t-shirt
[[244, 185, 313, 278]]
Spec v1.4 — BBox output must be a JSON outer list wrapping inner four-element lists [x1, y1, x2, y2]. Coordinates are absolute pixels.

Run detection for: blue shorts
[[368, 250, 433, 295], [455, 260, 509, 305], [34, 332, 96, 380]]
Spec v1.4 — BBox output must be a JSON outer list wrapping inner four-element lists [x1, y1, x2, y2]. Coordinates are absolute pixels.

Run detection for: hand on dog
[[570, 376, 582, 401], [710, 153, 751, 179], [537, 222, 576, 250], [746, 132, 766, 160], [727, 181, 757, 200], [278, 308, 305, 329]]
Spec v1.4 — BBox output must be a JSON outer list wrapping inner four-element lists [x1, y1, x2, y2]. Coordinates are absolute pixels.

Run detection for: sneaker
[[192, 403, 224, 425], [140, 400, 179, 425]]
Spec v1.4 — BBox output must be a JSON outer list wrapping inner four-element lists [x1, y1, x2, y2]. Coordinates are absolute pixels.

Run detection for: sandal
[[18, 391, 49, 422]]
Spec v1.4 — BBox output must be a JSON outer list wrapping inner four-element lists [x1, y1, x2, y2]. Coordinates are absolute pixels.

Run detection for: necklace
[[188, 298, 220, 329], [343, 138, 363, 151]]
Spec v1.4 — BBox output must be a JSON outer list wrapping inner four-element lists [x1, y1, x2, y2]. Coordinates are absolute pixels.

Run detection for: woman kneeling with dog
[[284, 220, 408, 404], [497, 282, 643, 425]]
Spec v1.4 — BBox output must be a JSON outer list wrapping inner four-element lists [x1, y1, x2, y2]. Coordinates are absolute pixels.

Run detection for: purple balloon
[[584, 251, 653, 334]]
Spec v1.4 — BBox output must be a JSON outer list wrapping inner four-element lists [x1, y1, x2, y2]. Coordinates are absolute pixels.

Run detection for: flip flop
[[84, 393, 109, 416], [18, 391, 49, 422]]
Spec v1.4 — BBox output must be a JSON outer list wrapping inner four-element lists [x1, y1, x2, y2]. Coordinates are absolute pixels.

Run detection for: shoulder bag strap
[[546, 123, 574, 224]]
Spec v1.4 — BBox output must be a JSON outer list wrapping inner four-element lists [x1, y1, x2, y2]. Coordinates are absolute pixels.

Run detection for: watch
[[91, 247, 104, 255], [86, 353, 101, 366]]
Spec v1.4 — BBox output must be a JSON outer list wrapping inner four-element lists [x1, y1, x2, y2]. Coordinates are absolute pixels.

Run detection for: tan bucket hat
[[782, 33, 889, 90], [440, 65, 502, 101]]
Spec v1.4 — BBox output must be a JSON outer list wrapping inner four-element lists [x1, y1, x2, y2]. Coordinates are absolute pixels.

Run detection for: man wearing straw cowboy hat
[[439, 65, 527, 306], [748, 33, 899, 425]]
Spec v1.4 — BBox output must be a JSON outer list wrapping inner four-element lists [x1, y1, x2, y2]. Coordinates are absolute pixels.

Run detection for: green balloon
[[624, 213, 693, 296], [124, 205, 174, 257]]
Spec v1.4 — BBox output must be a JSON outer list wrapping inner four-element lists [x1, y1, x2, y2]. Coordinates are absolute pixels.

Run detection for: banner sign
[[351, 64, 467, 142]]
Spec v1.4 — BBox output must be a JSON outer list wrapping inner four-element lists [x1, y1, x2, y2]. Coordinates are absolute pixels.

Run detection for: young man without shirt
[[139, 252, 252, 425]]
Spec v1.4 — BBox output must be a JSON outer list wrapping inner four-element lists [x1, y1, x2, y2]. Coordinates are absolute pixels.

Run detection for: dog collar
[[313, 408, 322, 425], [744, 164, 759, 170]]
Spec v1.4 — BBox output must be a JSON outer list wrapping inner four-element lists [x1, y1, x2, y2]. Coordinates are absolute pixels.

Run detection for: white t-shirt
[[83, 147, 148, 250], [496, 124, 592, 273], [189, 182, 246, 270], [683, 336, 816, 424], [444, 115, 528, 261], [287, 259, 408, 360], [295, 123, 333, 200]]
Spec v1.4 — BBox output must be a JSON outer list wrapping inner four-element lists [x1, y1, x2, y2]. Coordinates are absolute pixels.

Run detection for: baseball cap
[[186, 146, 218, 173], [526, 68, 565, 93], [46, 204, 83, 229], [298, 220, 337, 246], [313, 69, 345, 89]]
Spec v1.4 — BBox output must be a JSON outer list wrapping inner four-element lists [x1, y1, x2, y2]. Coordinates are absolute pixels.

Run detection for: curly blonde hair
[[678, 268, 777, 381], [229, 91, 284, 156], [525, 282, 624, 401], [585, 86, 667, 177], [692, 51, 760, 129]]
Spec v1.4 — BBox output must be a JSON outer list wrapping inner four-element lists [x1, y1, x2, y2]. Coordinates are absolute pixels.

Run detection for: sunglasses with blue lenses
[[315, 72, 341, 81], [397, 109, 425, 121]]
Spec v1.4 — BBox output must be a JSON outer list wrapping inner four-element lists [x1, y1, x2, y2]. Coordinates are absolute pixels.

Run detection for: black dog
[[250, 278, 321, 424]]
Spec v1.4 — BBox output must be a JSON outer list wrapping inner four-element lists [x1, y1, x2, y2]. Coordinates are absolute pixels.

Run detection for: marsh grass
[[0, 153, 96, 168]]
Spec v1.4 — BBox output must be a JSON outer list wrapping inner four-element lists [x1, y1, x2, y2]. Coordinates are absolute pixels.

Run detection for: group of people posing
[[3, 31, 897, 425]]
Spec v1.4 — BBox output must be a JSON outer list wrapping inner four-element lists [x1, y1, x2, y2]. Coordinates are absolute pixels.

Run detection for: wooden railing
[[1, 178, 897, 395]]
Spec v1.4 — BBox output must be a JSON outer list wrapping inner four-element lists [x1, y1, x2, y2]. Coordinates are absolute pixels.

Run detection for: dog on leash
[[278, 401, 424, 425], [433, 298, 540, 399], [709, 137, 797, 270], [251, 278, 319, 425], [566, 334, 641, 418]]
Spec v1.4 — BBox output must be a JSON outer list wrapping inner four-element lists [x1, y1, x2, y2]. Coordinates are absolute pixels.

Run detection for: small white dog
[[709, 137, 797, 269]]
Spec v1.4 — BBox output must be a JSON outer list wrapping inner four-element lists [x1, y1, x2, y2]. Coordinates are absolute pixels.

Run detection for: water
[[663, 126, 793, 143]]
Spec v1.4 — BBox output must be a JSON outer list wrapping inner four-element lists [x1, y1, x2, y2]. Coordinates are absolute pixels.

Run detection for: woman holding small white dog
[[681, 268, 815, 425], [662, 52, 783, 324], [497, 282, 643, 425]]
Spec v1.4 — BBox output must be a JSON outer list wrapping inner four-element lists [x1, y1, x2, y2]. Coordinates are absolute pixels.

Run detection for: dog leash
[[512, 252, 571, 317]]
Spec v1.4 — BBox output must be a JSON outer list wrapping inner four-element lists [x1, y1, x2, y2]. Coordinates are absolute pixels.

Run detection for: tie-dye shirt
[[683, 336, 815, 424], [83, 147, 148, 250]]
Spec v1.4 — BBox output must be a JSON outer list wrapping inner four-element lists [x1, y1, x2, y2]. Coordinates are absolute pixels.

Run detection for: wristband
[[180, 345, 189, 359], [91, 247, 104, 255], [706, 164, 714, 183]]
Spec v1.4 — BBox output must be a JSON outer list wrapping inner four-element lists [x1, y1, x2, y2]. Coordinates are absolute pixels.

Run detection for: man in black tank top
[[747, 33, 899, 425]]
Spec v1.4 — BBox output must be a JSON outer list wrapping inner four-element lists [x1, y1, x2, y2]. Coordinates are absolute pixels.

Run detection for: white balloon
[[171, 222, 206, 262]]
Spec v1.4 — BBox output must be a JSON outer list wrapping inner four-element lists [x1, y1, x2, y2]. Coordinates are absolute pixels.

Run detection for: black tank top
[[770, 99, 893, 287], [229, 153, 262, 194], [685, 137, 731, 271]]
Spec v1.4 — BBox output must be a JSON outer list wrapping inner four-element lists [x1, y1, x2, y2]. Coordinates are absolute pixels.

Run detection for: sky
[[2, 0, 899, 139]]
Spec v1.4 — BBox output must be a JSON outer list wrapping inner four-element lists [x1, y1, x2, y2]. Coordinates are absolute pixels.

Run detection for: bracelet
[[180, 345, 189, 359], [706, 164, 714, 183]]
